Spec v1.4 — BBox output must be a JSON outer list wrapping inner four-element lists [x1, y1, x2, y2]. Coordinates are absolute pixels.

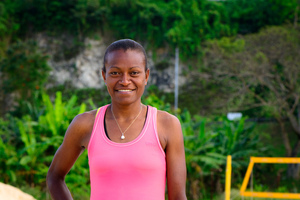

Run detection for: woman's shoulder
[[156, 109, 183, 149], [73, 110, 97, 127], [156, 109, 180, 126], [73, 109, 98, 124], [156, 109, 182, 136], [62, 109, 99, 148], [67, 109, 98, 137]]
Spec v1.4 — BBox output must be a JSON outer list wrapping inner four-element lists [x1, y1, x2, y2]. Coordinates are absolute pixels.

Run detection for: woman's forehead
[[106, 49, 144, 60], [105, 49, 146, 67]]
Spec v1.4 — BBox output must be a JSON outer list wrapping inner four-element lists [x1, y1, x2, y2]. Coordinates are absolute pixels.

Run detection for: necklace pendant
[[111, 104, 142, 141]]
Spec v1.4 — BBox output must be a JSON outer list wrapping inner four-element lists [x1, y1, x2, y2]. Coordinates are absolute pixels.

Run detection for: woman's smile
[[115, 89, 136, 94], [117, 89, 134, 91]]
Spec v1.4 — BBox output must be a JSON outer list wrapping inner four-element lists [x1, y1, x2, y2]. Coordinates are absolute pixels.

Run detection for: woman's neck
[[110, 101, 143, 119]]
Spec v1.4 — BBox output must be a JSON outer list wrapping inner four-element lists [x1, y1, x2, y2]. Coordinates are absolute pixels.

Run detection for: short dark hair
[[102, 39, 148, 72]]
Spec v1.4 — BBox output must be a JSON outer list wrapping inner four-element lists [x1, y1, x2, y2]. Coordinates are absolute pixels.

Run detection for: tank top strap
[[149, 106, 157, 132], [95, 107, 101, 117], [149, 106, 165, 156]]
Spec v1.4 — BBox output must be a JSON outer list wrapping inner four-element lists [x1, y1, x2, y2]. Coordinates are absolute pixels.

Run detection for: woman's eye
[[131, 71, 139, 75], [110, 72, 119, 75]]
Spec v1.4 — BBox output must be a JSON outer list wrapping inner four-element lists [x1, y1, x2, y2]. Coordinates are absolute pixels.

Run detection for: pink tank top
[[88, 105, 166, 200]]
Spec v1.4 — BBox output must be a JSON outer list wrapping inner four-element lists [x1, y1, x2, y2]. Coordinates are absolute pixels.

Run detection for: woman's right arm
[[46, 112, 94, 200]]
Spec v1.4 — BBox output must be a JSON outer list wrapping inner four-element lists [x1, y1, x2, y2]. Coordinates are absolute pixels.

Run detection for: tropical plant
[[39, 91, 86, 137], [213, 117, 260, 169], [16, 115, 56, 186], [143, 91, 172, 112], [0, 91, 88, 192], [178, 109, 262, 199], [0, 117, 18, 183], [3, 91, 85, 186]]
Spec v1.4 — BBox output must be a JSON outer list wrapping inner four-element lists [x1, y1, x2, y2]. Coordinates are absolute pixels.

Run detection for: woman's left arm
[[158, 112, 187, 200]]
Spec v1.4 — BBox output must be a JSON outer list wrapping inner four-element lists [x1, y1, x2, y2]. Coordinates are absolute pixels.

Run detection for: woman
[[47, 39, 187, 200]]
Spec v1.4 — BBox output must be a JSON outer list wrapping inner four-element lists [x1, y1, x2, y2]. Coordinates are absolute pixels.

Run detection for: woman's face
[[102, 49, 149, 105]]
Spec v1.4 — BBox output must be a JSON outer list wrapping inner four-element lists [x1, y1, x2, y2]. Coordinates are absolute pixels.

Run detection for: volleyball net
[[225, 156, 300, 200]]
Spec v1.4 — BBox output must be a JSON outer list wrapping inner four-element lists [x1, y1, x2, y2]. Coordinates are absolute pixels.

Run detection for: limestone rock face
[[0, 182, 36, 200], [37, 33, 106, 89], [35, 33, 185, 92]]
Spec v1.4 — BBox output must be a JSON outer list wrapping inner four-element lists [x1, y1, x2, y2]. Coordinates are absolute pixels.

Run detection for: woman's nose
[[119, 74, 131, 85]]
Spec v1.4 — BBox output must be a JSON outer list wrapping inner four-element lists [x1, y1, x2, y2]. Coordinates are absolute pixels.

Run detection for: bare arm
[[158, 112, 187, 200], [46, 112, 94, 200]]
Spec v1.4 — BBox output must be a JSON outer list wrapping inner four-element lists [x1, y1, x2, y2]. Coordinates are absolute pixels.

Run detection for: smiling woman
[[46, 39, 187, 200]]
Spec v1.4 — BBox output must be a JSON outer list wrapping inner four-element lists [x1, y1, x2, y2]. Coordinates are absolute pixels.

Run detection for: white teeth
[[118, 90, 132, 92]]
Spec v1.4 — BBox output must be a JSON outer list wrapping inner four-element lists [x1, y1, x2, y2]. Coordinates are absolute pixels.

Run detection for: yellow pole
[[239, 157, 300, 199], [225, 155, 232, 200], [240, 158, 254, 194]]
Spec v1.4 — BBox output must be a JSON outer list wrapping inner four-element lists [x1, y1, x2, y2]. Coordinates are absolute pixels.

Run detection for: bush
[[0, 40, 50, 116]]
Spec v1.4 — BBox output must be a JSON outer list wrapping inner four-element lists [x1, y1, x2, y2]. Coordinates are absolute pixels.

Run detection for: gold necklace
[[111, 104, 143, 140]]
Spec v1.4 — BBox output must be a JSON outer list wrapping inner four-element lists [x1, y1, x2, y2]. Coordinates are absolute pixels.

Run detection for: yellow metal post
[[240, 157, 254, 193], [225, 155, 232, 200], [240, 157, 300, 199]]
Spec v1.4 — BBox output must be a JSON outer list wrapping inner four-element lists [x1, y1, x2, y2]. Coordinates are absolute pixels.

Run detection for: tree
[[201, 25, 300, 178], [224, 0, 299, 34]]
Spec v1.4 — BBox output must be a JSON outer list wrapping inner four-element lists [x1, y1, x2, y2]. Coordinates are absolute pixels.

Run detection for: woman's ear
[[102, 70, 107, 83], [145, 69, 150, 85]]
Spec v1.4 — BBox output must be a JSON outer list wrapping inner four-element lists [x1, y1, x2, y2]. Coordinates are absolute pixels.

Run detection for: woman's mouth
[[115, 89, 136, 93], [117, 89, 133, 92]]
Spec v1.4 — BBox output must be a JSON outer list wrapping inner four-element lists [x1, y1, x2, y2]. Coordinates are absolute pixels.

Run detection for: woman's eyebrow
[[107, 66, 120, 70], [108, 66, 141, 70], [129, 66, 142, 69]]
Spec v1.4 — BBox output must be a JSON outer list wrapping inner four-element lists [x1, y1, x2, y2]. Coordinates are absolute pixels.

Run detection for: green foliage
[[0, 0, 298, 198], [202, 24, 300, 122], [197, 25, 300, 181], [46, 86, 111, 110], [0, 90, 264, 199], [106, 0, 234, 58], [215, 37, 245, 54], [213, 117, 261, 169], [178, 109, 263, 199], [0, 91, 87, 193], [0, 116, 18, 183], [39, 91, 86, 136], [16, 115, 55, 185], [182, 25, 300, 118], [0, 1, 20, 57], [66, 150, 90, 200], [0, 40, 50, 100], [11, 0, 106, 35], [182, 113, 261, 173], [225, 0, 299, 34], [181, 110, 224, 175], [143, 90, 172, 112], [2, 0, 296, 61], [14, 91, 45, 120]]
